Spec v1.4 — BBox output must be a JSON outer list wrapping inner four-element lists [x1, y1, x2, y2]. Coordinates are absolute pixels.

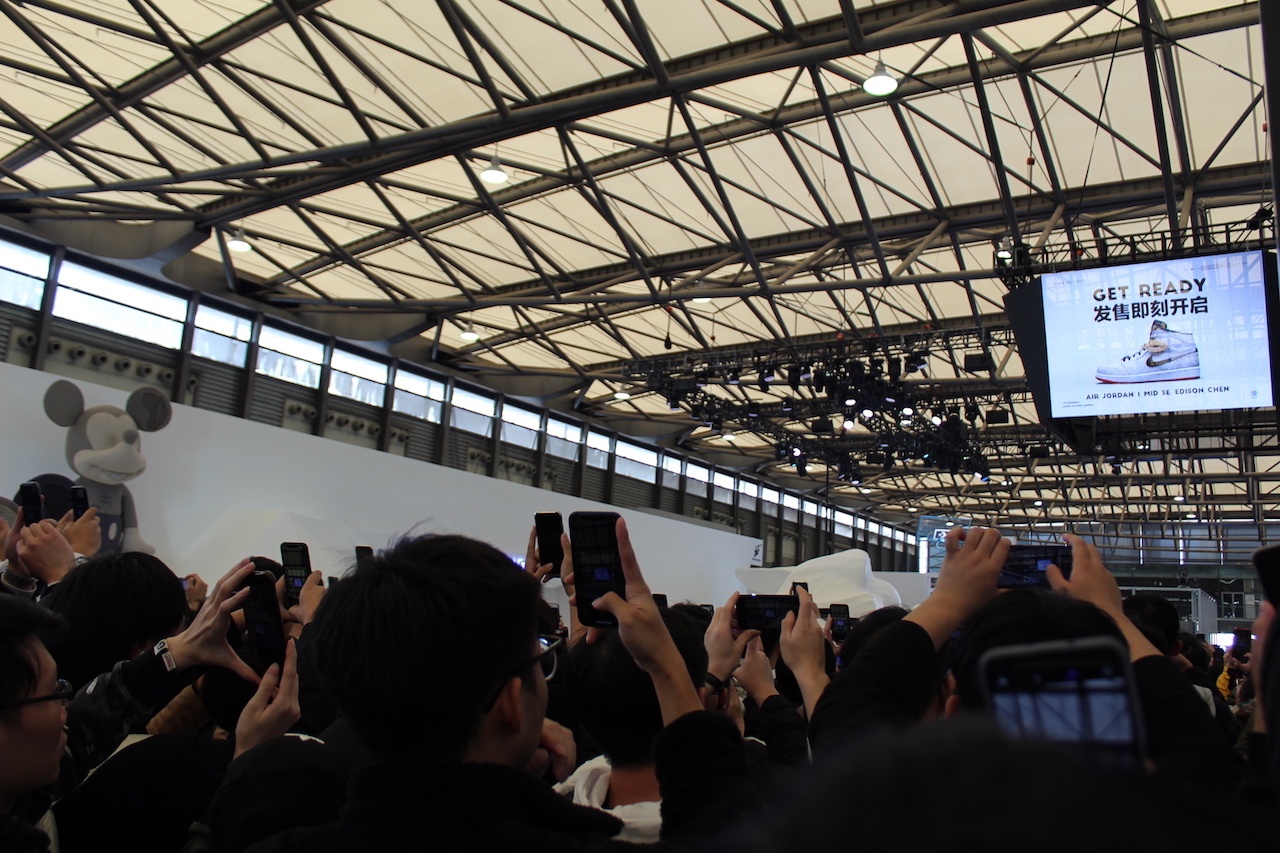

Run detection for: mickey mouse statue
[[38, 379, 172, 555]]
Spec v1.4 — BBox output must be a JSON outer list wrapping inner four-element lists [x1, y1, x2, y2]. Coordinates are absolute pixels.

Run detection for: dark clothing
[[252, 711, 753, 852], [809, 619, 1245, 792], [743, 695, 808, 768], [0, 813, 49, 853]]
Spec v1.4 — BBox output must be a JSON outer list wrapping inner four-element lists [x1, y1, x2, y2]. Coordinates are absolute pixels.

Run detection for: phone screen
[[534, 512, 565, 577], [998, 545, 1073, 588], [354, 545, 374, 570], [18, 481, 42, 524], [279, 542, 311, 608], [70, 486, 90, 520], [735, 594, 800, 632], [652, 593, 668, 609], [568, 512, 623, 627], [242, 572, 287, 675], [979, 637, 1145, 768], [1252, 544, 1280, 606], [829, 603, 851, 644]]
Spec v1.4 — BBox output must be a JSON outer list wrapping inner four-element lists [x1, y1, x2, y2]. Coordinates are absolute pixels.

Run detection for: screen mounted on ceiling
[[1041, 251, 1275, 418]]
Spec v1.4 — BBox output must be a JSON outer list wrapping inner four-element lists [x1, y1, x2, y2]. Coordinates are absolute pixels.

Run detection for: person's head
[[309, 533, 543, 766], [951, 588, 1124, 711], [42, 552, 187, 688], [0, 596, 70, 813], [837, 606, 910, 668], [1179, 632, 1209, 669], [1122, 593, 1181, 656], [559, 609, 706, 768]]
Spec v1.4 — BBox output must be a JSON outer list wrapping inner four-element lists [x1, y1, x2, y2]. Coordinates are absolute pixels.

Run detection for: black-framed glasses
[[3, 678, 74, 709], [482, 635, 564, 711]]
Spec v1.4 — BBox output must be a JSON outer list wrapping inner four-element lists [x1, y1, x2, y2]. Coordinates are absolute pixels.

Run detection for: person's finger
[[304, 570, 323, 588], [12, 508, 25, 531], [614, 517, 650, 597], [585, 626, 604, 645], [218, 585, 252, 616], [591, 590, 629, 619], [781, 610, 797, 637], [732, 628, 760, 655], [246, 662, 281, 710], [1045, 563, 1069, 592], [526, 524, 538, 561], [211, 557, 254, 601], [944, 524, 965, 555], [56, 510, 73, 528], [278, 638, 299, 694], [559, 532, 574, 580]]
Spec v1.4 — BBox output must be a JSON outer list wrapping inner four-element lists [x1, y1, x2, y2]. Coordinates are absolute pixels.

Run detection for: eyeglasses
[[481, 635, 564, 711], [4, 678, 74, 709]]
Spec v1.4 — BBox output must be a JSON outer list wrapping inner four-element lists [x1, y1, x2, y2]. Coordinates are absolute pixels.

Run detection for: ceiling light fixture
[[613, 390, 632, 401], [480, 155, 509, 185], [226, 227, 252, 253], [863, 61, 899, 97], [460, 322, 481, 342]]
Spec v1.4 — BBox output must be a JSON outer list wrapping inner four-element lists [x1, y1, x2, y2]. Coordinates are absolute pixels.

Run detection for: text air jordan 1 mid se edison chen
[[1095, 320, 1200, 384]]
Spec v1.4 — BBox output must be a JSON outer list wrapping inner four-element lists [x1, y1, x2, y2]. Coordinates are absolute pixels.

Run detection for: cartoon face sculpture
[[43, 380, 171, 554]]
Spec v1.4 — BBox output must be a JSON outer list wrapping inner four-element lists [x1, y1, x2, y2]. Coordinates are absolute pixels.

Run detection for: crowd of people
[[1, 504, 1278, 852]]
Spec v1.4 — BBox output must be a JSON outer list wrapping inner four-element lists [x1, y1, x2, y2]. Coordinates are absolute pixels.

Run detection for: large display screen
[[1042, 251, 1275, 418]]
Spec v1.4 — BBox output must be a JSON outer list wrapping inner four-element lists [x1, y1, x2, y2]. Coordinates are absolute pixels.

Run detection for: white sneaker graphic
[[1095, 320, 1200, 383]]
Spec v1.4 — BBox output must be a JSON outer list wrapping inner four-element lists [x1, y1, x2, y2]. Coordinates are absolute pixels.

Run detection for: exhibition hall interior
[[0, 1, 1275, 630], [7, 3, 1280, 852]]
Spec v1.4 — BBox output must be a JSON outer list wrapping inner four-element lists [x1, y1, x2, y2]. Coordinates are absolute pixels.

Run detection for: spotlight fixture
[[480, 155, 509, 184], [226, 227, 252, 253], [459, 322, 481, 342], [842, 418, 855, 431], [863, 61, 899, 96], [1174, 495, 1185, 503], [781, 397, 795, 414], [613, 390, 632, 401]]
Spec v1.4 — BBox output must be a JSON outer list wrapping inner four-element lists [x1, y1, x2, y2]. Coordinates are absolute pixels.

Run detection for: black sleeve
[[745, 694, 808, 767], [653, 711, 757, 841], [809, 620, 939, 753], [1132, 654, 1246, 791]]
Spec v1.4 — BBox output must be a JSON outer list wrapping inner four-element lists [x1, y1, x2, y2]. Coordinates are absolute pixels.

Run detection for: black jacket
[[251, 711, 754, 852]]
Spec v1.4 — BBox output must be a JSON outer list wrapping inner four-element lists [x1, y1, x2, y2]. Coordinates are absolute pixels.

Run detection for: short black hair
[[1122, 593, 1181, 656], [951, 588, 1123, 709], [1179, 632, 1209, 669], [559, 609, 707, 767], [837, 605, 910, 668], [42, 552, 187, 689], [309, 533, 540, 763], [0, 596, 66, 721]]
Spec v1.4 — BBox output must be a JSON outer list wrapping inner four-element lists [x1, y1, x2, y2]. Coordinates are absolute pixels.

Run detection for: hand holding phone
[[70, 486, 90, 520], [241, 571, 288, 676], [735, 594, 800, 632], [18, 482, 42, 524], [569, 512, 625, 627], [829, 603, 852, 645], [998, 544, 1074, 588]]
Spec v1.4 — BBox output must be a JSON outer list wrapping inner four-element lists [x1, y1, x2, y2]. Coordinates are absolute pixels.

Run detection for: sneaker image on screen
[[1095, 320, 1200, 384]]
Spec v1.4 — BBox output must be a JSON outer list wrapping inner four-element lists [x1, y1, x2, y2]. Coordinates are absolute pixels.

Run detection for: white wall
[[0, 362, 758, 607]]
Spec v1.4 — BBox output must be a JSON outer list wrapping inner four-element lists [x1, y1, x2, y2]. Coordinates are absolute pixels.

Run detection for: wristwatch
[[153, 638, 178, 673], [704, 672, 729, 693]]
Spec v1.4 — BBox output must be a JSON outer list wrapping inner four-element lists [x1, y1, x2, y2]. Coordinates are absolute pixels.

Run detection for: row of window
[[0, 237, 911, 546]]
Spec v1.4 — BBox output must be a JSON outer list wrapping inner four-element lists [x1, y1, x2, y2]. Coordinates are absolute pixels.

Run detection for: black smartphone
[[354, 545, 374, 569], [699, 603, 715, 614], [279, 542, 312, 609], [70, 485, 90, 519], [977, 636, 1146, 769], [790, 581, 809, 595], [327, 575, 342, 589], [534, 512, 565, 577], [1252, 543, 1280, 606], [736, 594, 800, 632], [242, 571, 287, 676], [568, 511, 624, 628], [18, 481, 42, 523], [652, 593, 668, 609], [829, 603, 852, 644], [998, 544, 1073, 588], [1232, 628, 1253, 659]]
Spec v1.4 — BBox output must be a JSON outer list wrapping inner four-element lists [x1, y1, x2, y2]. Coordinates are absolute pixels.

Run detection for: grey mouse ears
[[44, 379, 172, 432]]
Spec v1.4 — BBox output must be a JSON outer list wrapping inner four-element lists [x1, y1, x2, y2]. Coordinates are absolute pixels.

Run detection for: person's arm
[[704, 592, 758, 694], [779, 586, 829, 720], [905, 525, 1008, 650]]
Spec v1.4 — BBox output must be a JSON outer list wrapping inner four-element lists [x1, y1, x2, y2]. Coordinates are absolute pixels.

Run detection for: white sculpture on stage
[[735, 549, 902, 617]]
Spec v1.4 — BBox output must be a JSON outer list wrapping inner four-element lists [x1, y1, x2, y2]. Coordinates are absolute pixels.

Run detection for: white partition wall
[[0, 362, 757, 606]]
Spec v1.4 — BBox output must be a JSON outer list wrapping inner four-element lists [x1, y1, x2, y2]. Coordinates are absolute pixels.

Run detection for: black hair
[[1178, 632, 1209, 669], [42, 552, 187, 689], [0, 596, 66, 721], [951, 588, 1123, 709], [1122, 593, 1181, 656], [671, 602, 714, 630], [309, 533, 540, 764], [250, 557, 283, 582], [837, 606, 910, 668], [559, 608, 707, 767]]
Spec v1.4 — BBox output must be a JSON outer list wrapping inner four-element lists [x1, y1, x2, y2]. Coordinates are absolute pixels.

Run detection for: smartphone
[[699, 603, 715, 614], [829, 603, 852, 645], [327, 575, 342, 589], [790, 581, 809, 595], [998, 544, 1073, 588], [18, 481, 42, 523], [1232, 628, 1253, 659], [736, 594, 800, 632], [70, 485, 90, 520], [568, 511, 624, 628], [1252, 543, 1280, 606], [534, 512, 565, 578], [354, 545, 374, 569], [978, 636, 1146, 769], [279, 542, 312, 608], [241, 571, 287, 676], [652, 593, 668, 609]]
